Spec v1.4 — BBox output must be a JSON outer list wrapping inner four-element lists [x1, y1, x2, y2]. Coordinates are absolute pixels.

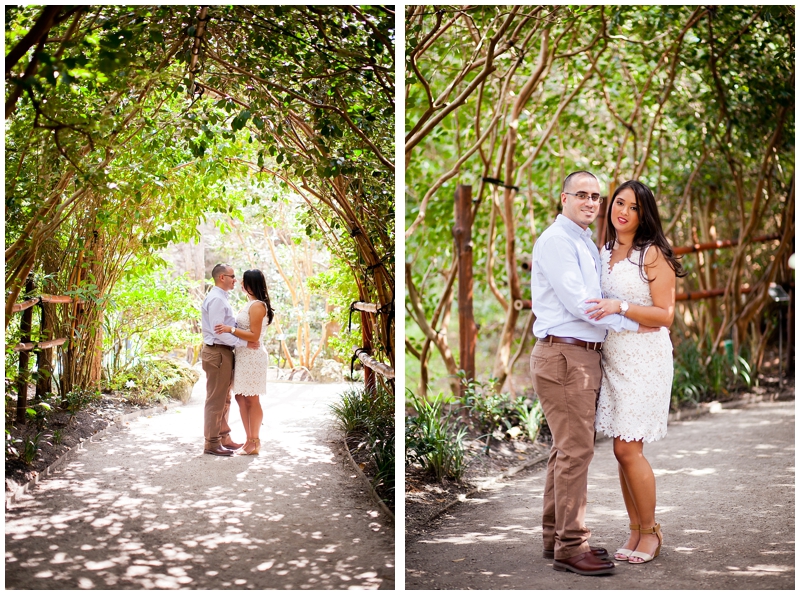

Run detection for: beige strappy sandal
[[614, 523, 640, 561], [241, 438, 260, 455], [628, 523, 663, 564]]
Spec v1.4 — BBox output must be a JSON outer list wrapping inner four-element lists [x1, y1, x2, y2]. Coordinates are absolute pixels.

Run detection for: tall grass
[[406, 391, 466, 481], [330, 384, 395, 509]]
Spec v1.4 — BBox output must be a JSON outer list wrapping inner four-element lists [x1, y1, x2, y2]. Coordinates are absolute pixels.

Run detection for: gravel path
[[6, 379, 394, 590], [406, 399, 794, 590]]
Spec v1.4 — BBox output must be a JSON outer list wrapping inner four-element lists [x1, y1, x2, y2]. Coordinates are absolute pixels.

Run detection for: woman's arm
[[586, 247, 676, 327], [214, 302, 267, 341]]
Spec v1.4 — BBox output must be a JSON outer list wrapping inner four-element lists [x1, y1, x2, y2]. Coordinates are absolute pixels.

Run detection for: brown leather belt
[[205, 343, 234, 351], [545, 335, 602, 352]]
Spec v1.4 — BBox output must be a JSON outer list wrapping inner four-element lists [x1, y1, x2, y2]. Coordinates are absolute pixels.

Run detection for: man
[[200, 263, 258, 456], [530, 171, 656, 575]]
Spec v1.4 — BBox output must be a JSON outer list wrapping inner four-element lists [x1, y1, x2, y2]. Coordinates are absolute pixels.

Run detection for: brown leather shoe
[[204, 445, 234, 457], [543, 546, 610, 560], [553, 551, 615, 576], [221, 440, 244, 450]]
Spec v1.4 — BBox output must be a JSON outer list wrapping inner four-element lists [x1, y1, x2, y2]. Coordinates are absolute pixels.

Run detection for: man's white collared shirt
[[531, 214, 639, 342]]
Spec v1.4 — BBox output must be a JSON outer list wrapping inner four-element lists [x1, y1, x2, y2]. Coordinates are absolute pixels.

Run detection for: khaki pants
[[202, 345, 234, 449], [530, 340, 602, 560]]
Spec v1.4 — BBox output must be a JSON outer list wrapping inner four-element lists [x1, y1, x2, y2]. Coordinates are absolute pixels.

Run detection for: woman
[[215, 269, 275, 455], [585, 180, 686, 564]]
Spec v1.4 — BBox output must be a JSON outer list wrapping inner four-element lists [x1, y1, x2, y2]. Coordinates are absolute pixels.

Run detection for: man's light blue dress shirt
[[201, 286, 247, 347], [531, 214, 639, 342]]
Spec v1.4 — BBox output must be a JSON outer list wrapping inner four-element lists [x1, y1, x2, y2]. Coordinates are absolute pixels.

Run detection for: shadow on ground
[[406, 400, 794, 590], [6, 381, 394, 590]]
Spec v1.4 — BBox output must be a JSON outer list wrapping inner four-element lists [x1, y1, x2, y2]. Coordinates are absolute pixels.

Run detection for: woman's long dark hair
[[242, 269, 275, 325], [604, 180, 687, 281]]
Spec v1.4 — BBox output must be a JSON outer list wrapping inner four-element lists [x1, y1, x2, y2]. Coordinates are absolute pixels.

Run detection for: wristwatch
[[620, 301, 629, 316]]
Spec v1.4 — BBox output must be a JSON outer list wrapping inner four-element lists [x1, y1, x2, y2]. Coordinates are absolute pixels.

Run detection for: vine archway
[[6, 5, 395, 394]]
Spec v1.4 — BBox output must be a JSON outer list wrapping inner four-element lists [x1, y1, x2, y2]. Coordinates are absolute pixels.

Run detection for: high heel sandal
[[614, 524, 640, 561], [628, 523, 662, 564], [242, 438, 260, 455]]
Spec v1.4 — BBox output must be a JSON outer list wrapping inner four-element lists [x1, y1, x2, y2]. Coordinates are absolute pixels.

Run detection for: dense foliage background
[[405, 5, 794, 404]]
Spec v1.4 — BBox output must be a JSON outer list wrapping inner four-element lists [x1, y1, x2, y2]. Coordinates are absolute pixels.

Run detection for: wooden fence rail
[[11, 294, 82, 313], [352, 348, 395, 380], [7, 282, 82, 425], [348, 300, 394, 393], [13, 337, 68, 352], [672, 233, 780, 255]]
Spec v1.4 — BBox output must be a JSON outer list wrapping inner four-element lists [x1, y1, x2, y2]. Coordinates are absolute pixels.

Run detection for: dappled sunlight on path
[[407, 400, 794, 590], [6, 381, 393, 590]]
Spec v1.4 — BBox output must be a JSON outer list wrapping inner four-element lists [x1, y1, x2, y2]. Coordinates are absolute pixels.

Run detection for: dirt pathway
[[6, 379, 394, 590], [406, 399, 794, 590]]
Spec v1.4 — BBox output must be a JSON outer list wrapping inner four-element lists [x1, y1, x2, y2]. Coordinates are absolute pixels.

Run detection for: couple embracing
[[530, 171, 686, 575], [200, 263, 275, 457]]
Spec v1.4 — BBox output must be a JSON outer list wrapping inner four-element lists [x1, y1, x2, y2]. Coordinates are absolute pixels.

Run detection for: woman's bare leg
[[235, 394, 251, 444], [249, 396, 263, 441], [236, 395, 262, 454], [616, 459, 641, 554], [614, 437, 660, 559]]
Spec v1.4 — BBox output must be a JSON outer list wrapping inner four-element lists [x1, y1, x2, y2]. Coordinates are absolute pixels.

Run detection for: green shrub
[[24, 393, 59, 430], [102, 269, 200, 380], [63, 387, 101, 416], [330, 387, 373, 434], [21, 431, 48, 465], [368, 421, 395, 505], [458, 374, 539, 452], [108, 358, 199, 406], [672, 336, 757, 409], [516, 399, 545, 443], [406, 391, 466, 481]]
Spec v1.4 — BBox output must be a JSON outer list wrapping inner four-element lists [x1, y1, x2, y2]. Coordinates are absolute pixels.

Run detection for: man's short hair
[[211, 263, 231, 281], [562, 170, 598, 193]]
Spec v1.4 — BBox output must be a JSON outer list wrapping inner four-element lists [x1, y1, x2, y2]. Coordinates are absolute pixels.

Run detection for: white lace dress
[[232, 300, 269, 397], [595, 246, 673, 443]]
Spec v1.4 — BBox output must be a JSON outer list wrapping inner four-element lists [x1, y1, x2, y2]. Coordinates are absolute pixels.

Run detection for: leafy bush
[[25, 396, 57, 430], [63, 387, 101, 416], [21, 431, 49, 464], [516, 399, 545, 443], [459, 376, 513, 436], [102, 269, 200, 380], [672, 336, 756, 409], [458, 375, 543, 451], [406, 391, 466, 481], [108, 358, 199, 406], [330, 387, 373, 434]]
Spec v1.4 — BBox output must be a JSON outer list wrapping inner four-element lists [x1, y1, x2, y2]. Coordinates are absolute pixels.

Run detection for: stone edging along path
[[419, 395, 767, 525], [4, 400, 185, 509]]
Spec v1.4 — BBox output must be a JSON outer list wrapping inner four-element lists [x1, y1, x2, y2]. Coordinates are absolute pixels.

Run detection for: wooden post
[[15, 276, 35, 425], [595, 179, 614, 249], [360, 311, 376, 395], [35, 301, 53, 399], [454, 185, 476, 395], [786, 287, 794, 382]]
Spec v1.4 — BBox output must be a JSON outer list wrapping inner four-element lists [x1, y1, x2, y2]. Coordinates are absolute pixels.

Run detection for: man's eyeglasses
[[222, 274, 236, 279], [564, 191, 604, 204]]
